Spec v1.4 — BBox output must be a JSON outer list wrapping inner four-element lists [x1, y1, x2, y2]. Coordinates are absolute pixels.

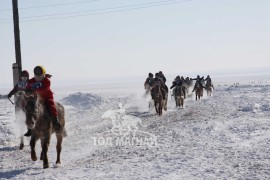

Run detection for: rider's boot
[[24, 129, 31, 137]]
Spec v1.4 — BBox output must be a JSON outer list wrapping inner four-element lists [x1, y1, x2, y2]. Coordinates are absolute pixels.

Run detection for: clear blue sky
[[1, 0, 270, 86]]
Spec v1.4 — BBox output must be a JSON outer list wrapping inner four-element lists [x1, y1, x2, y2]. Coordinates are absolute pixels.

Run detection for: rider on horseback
[[158, 71, 169, 94], [24, 66, 61, 136], [144, 73, 154, 87], [8, 70, 29, 99], [158, 71, 166, 83], [170, 76, 183, 97], [184, 77, 190, 84], [204, 75, 212, 84], [170, 76, 183, 89], [180, 76, 185, 82], [151, 73, 166, 100], [191, 75, 205, 92], [204, 75, 214, 89]]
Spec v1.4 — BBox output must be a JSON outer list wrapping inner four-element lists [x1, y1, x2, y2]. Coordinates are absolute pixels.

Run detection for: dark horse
[[151, 85, 163, 116], [174, 85, 184, 108], [194, 83, 203, 101], [24, 92, 65, 169]]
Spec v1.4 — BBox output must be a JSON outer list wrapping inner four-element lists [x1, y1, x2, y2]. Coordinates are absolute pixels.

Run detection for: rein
[[8, 97, 14, 105]]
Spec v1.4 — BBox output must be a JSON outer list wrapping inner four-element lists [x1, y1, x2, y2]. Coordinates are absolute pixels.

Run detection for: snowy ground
[[0, 79, 270, 179]]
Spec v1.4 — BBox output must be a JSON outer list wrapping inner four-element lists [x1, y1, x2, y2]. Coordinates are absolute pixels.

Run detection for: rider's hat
[[21, 70, 29, 78], [34, 65, 46, 76]]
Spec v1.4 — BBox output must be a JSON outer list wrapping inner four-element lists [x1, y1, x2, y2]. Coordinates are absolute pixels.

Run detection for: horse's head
[[151, 85, 160, 98], [175, 85, 182, 95], [24, 92, 39, 129]]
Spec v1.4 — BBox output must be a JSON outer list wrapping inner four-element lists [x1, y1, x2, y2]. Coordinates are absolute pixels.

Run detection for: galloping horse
[[194, 83, 204, 101], [151, 85, 163, 116], [24, 92, 65, 169], [181, 83, 188, 99], [174, 85, 184, 108], [205, 82, 214, 96]]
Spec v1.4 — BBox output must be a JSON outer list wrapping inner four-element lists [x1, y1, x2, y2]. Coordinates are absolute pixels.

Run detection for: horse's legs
[[159, 103, 163, 115], [56, 133, 63, 164], [40, 138, 44, 160], [201, 89, 203, 97], [19, 136, 24, 150], [182, 98, 184, 107], [155, 101, 158, 114], [181, 98, 184, 107], [164, 94, 168, 111], [30, 136, 37, 161], [42, 135, 51, 169]]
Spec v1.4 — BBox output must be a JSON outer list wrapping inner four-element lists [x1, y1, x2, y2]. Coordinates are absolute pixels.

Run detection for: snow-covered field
[[0, 77, 270, 179]]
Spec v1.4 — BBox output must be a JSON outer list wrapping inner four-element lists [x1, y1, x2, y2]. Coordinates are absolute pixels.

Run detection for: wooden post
[[12, 0, 22, 84], [12, 0, 22, 113]]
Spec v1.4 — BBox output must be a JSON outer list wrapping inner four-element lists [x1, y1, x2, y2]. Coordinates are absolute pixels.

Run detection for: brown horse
[[194, 83, 203, 101], [151, 85, 163, 116], [174, 85, 184, 108], [24, 92, 65, 169]]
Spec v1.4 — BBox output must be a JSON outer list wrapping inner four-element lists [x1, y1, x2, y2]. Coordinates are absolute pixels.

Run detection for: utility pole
[[12, 0, 22, 86]]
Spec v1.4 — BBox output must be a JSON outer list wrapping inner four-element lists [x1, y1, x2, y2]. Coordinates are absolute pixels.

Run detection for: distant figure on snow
[[191, 75, 205, 92]]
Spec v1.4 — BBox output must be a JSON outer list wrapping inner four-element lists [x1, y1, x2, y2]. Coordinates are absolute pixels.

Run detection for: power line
[[0, 0, 102, 12], [0, 0, 190, 21], [0, 0, 192, 24]]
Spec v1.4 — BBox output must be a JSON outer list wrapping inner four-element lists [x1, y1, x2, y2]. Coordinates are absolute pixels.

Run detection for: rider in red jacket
[[24, 66, 60, 136]]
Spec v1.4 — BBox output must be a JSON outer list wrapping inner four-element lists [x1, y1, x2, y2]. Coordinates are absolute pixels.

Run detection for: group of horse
[[13, 90, 65, 169], [144, 77, 214, 116]]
